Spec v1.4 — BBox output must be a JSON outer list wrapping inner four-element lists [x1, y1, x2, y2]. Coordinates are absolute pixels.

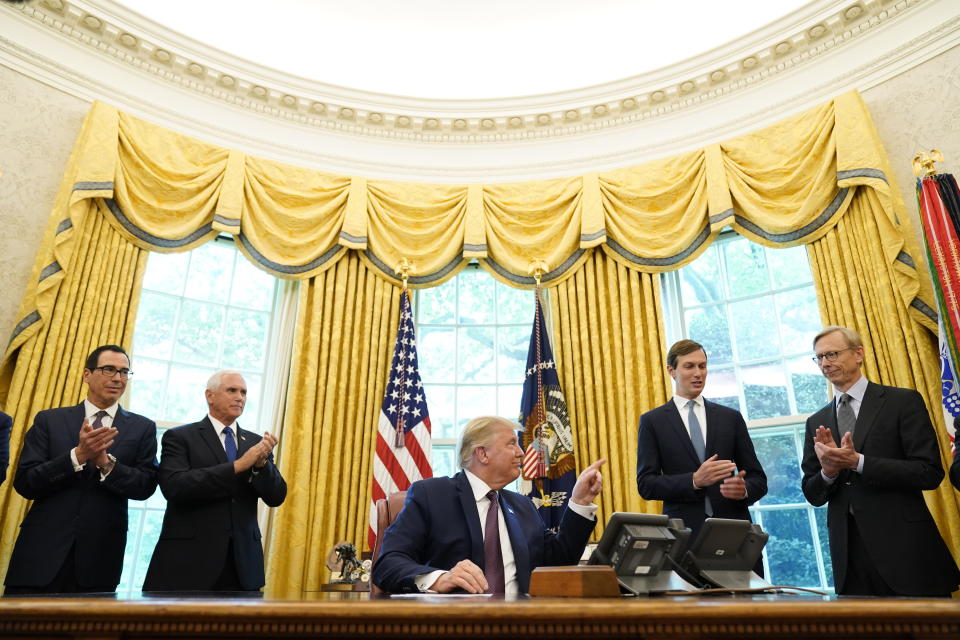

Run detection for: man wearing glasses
[[4, 345, 158, 594], [801, 326, 959, 596]]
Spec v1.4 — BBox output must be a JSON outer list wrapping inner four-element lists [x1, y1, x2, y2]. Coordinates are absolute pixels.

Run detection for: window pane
[[497, 384, 524, 421], [776, 287, 821, 355], [222, 309, 269, 370], [685, 305, 732, 365], [762, 509, 820, 587], [142, 251, 189, 295], [229, 256, 276, 311], [431, 445, 457, 479], [458, 327, 495, 383], [458, 269, 496, 324], [457, 385, 496, 431], [789, 356, 828, 414], [184, 241, 234, 303], [497, 281, 534, 324], [418, 327, 456, 383], [730, 295, 778, 361], [751, 430, 804, 505], [127, 357, 168, 421], [724, 236, 769, 297], [173, 300, 225, 364], [497, 326, 529, 383], [767, 245, 812, 289], [742, 363, 789, 420], [680, 244, 723, 304], [133, 292, 178, 359], [814, 507, 834, 588], [130, 509, 165, 591], [163, 363, 215, 423], [417, 283, 456, 324], [704, 368, 740, 412], [424, 384, 456, 439]]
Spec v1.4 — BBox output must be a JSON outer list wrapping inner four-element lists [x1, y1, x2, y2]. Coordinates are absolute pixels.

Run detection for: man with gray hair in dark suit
[[143, 370, 286, 592]]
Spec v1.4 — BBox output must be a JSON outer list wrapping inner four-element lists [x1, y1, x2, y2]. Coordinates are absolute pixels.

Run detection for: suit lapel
[[68, 404, 86, 447], [853, 382, 883, 450], [235, 425, 255, 457], [455, 472, 484, 568], [109, 406, 135, 451], [199, 417, 228, 464], [664, 401, 701, 465]]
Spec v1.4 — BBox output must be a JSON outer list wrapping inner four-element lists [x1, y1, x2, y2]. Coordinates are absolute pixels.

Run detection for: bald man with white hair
[[143, 370, 286, 592]]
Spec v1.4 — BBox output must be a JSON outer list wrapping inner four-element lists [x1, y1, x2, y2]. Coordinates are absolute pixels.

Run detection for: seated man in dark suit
[[373, 415, 605, 596], [143, 370, 286, 592], [802, 325, 959, 596], [4, 345, 158, 594], [0, 409, 11, 485], [637, 339, 767, 543]]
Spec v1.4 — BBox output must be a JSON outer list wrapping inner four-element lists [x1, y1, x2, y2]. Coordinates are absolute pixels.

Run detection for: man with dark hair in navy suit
[[4, 345, 158, 594], [373, 415, 604, 596], [637, 339, 767, 544], [0, 409, 12, 485]]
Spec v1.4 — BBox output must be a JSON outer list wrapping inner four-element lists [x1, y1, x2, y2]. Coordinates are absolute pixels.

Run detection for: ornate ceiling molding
[[0, 0, 957, 180]]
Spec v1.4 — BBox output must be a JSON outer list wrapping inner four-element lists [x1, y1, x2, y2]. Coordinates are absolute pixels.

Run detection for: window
[[117, 239, 289, 596], [663, 233, 832, 589], [413, 266, 535, 477]]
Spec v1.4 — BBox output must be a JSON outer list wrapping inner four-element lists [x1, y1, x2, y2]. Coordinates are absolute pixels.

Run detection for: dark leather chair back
[[370, 490, 407, 596]]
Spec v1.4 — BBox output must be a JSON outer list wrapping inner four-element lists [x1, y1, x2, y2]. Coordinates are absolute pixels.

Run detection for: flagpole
[[394, 258, 412, 448]]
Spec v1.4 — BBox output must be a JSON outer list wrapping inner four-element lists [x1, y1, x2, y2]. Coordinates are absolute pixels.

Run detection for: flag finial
[[396, 257, 413, 291], [528, 259, 549, 287], [913, 149, 944, 178]]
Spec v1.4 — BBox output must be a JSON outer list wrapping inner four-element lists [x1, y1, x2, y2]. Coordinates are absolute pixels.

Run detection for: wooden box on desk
[[528, 565, 620, 597]]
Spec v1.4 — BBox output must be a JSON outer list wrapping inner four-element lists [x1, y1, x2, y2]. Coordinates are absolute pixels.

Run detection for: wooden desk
[[1, 593, 957, 639]]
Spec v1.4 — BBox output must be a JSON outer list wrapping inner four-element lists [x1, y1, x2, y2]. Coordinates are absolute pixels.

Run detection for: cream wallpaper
[[0, 41, 957, 348], [862, 43, 960, 248], [0, 65, 87, 349]]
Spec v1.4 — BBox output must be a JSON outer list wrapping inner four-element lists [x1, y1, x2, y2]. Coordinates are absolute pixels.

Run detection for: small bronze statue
[[332, 542, 361, 584]]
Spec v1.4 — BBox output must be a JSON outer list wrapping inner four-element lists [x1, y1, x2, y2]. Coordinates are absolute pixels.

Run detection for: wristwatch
[[98, 453, 117, 474]]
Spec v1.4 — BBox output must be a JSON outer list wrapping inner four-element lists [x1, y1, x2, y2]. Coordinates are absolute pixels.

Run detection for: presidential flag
[[368, 290, 432, 549], [518, 288, 576, 531]]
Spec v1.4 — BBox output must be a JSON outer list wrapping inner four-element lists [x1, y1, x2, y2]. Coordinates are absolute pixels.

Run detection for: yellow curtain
[[808, 187, 960, 558], [265, 253, 399, 597], [549, 251, 671, 537], [0, 209, 147, 584], [3, 88, 953, 594]]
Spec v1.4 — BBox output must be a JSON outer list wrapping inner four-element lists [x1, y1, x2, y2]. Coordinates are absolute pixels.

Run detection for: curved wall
[[0, 0, 958, 341]]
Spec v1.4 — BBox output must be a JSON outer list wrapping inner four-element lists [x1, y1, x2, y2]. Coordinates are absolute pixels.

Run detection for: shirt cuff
[[414, 570, 445, 592], [820, 470, 837, 484], [70, 447, 84, 472], [855, 453, 864, 474], [568, 500, 599, 521]]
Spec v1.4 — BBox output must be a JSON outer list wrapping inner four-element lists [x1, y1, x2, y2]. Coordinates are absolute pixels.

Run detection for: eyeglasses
[[811, 348, 852, 364], [93, 365, 134, 379]]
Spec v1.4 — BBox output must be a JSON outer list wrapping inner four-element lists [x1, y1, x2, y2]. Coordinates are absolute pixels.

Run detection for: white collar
[[208, 414, 239, 437], [84, 399, 119, 420], [834, 375, 868, 405]]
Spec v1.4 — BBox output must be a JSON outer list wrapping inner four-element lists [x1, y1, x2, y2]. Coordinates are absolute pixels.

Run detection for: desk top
[[2, 592, 958, 639]]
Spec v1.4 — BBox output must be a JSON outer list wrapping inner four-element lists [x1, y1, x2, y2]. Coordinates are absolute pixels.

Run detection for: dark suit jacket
[[142, 417, 287, 591], [636, 398, 767, 538], [372, 471, 595, 594], [0, 410, 11, 485], [4, 404, 158, 589], [801, 381, 960, 596]]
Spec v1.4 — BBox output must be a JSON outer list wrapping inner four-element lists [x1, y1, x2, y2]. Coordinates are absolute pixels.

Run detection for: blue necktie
[[223, 426, 237, 462], [687, 400, 713, 516]]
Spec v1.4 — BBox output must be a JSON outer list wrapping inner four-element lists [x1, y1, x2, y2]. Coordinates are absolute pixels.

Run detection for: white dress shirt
[[672, 394, 707, 443], [821, 374, 868, 482], [70, 400, 119, 480]]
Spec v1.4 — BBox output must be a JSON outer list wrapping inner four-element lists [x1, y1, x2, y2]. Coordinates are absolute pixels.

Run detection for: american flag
[[368, 290, 432, 549]]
